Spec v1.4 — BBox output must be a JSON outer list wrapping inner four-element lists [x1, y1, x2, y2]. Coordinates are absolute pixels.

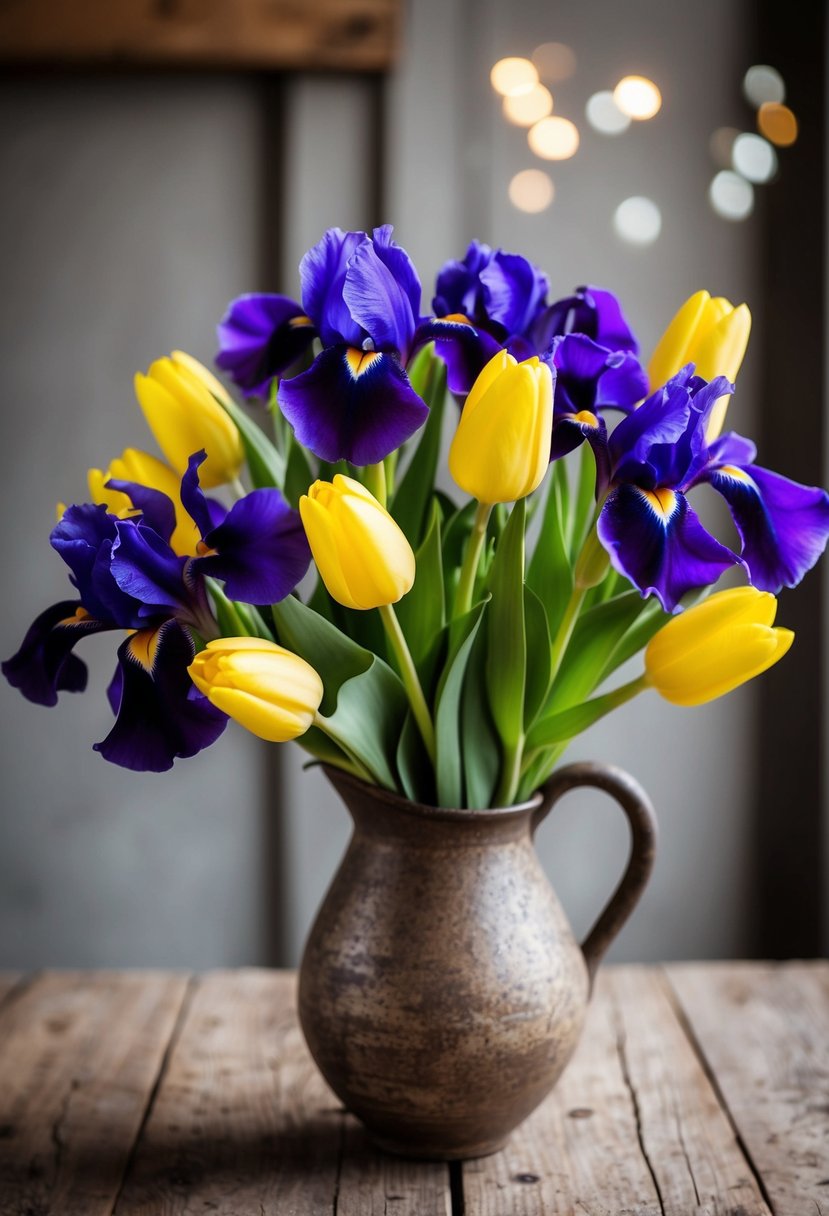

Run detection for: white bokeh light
[[508, 169, 555, 213], [503, 84, 553, 127], [490, 57, 538, 97], [528, 115, 579, 160], [709, 171, 754, 221], [742, 64, 785, 108], [732, 133, 777, 183], [586, 91, 631, 135], [613, 76, 662, 120], [613, 196, 662, 245]]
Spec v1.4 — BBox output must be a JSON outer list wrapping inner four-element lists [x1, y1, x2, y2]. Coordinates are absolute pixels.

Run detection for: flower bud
[[188, 637, 323, 742], [134, 351, 243, 489], [645, 586, 793, 707], [88, 447, 198, 556], [299, 475, 415, 610], [647, 291, 751, 441], [448, 350, 554, 504]]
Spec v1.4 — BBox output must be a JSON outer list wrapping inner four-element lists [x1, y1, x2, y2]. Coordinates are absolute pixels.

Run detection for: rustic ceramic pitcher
[[298, 760, 657, 1160]]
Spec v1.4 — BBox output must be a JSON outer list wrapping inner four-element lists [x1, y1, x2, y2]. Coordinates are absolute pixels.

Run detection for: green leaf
[[397, 711, 434, 804], [548, 591, 647, 710], [395, 501, 445, 667], [523, 584, 552, 729], [392, 353, 447, 545], [283, 436, 314, 508], [219, 394, 285, 489], [272, 595, 407, 790], [461, 623, 500, 809], [527, 464, 573, 642], [599, 597, 668, 683], [570, 442, 597, 561], [526, 689, 625, 752], [486, 499, 526, 750], [435, 600, 487, 807], [441, 499, 476, 616]]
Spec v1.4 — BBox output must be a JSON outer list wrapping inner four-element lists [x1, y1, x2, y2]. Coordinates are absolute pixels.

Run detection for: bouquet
[[5, 227, 828, 809]]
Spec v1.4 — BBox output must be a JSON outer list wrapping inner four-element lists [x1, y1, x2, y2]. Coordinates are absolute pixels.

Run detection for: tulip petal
[[2, 601, 110, 707], [704, 462, 829, 592], [95, 621, 227, 772], [598, 485, 740, 611], [215, 293, 317, 398], [279, 345, 429, 465], [194, 487, 311, 603]]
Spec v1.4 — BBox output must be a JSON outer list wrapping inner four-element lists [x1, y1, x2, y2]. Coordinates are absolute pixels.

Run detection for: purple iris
[[547, 333, 648, 466], [3, 458, 310, 771], [595, 366, 829, 611], [216, 226, 429, 466]]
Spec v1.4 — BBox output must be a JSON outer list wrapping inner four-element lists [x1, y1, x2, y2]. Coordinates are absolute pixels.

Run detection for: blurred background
[[0, 0, 825, 968]]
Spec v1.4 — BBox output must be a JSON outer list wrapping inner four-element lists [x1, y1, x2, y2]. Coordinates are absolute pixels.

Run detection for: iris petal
[[532, 285, 639, 355], [105, 478, 176, 544], [278, 345, 429, 465], [299, 228, 365, 347], [1, 601, 110, 707], [417, 316, 503, 395], [598, 484, 740, 611], [110, 519, 189, 619], [215, 293, 317, 398], [705, 463, 829, 592], [194, 487, 311, 603], [342, 225, 421, 357], [94, 621, 226, 772]]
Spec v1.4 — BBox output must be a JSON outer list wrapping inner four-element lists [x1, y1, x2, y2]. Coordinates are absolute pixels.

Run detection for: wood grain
[[667, 961, 829, 1216], [0, 970, 189, 1216], [0, 0, 399, 71], [461, 970, 663, 1215], [608, 966, 770, 1215], [114, 968, 452, 1215]]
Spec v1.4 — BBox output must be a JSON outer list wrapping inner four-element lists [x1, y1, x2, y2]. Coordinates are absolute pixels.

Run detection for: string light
[[732, 133, 777, 183], [613, 76, 662, 120], [528, 115, 579, 160], [757, 103, 798, 147], [504, 85, 554, 127], [509, 169, 555, 213], [709, 171, 754, 221], [586, 91, 631, 135], [613, 197, 662, 245], [491, 58, 538, 98]]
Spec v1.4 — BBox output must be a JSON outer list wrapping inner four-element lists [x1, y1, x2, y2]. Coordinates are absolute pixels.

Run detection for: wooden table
[[0, 962, 826, 1214]]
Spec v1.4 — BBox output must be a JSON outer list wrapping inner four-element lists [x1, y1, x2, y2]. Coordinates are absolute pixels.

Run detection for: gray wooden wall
[[0, 0, 822, 968]]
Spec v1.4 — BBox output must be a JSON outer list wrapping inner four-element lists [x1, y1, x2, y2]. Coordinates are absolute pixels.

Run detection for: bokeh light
[[613, 197, 662, 245], [532, 42, 577, 82], [757, 102, 798, 147], [504, 84, 554, 127], [709, 171, 754, 221], [490, 57, 538, 97], [586, 91, 631, 135], [509, 169, 555, 213], [528, 115, 580, 160], [709, 127, 741, 170], [613, 76, 662, 120], [732, 133, 777, 183], [743, 64, 785, 108]]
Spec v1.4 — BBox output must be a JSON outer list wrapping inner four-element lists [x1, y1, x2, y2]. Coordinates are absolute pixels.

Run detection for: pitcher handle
[[532, 761, 657, 989]]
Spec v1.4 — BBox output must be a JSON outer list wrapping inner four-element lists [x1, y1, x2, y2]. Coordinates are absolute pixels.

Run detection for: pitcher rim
[[322, 764, 544, 823]]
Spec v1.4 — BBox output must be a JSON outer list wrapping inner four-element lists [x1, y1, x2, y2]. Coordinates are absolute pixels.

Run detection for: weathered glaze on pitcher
[[298, 761, 657, 1160]]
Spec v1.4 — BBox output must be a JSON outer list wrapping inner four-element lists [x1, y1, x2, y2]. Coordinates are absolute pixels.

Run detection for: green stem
[[454, 501, 492, 617], [364, 461, 387, 507], [384, 450, 399, 498], [308, 716, 375, 783], [548, 584, 586, 687], [378, 603, 436, 764], [495, 734, 525, 807]]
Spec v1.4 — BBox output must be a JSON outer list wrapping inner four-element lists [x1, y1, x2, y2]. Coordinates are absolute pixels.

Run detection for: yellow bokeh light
[[528, 115, 579, 160], [757, 102, 798, 147], [503, 84, 553, 127], [613, 76, 662, 120], [508, 169, 555, 213], [531, 42, 577, 82], [490, 57, 539, 98]]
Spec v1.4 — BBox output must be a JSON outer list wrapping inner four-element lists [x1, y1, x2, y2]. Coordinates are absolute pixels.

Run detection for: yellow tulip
[[134, 351, 243, 489], [188, 637, 323, 742], [644, 586, 793, 707], [299, 475, 415, 610], [87, 447, 200, 556], [448, 350, 554, 504], [648, 290, 751, 441]]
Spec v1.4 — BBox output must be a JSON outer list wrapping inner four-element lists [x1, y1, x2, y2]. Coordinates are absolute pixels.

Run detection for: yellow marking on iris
[[640, 487, 678, 519], [718, 464, 750, 480], [289, 314, 314, 328], [196, 540, 218, 558], [58, 606, 92, 628], [572, 409, 599, 427], [127, 627, 162, 672], [345, 348, 382, 378], [441, 313, 473, 326]]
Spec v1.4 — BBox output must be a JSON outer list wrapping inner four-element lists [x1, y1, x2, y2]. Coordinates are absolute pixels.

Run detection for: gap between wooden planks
[[0, 964, 825, 1215]]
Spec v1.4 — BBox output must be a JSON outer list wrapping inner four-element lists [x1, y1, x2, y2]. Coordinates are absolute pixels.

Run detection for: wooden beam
[[0, 0, 400, 72]]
